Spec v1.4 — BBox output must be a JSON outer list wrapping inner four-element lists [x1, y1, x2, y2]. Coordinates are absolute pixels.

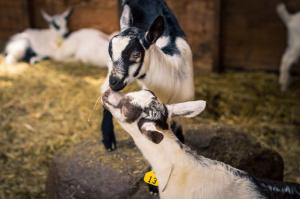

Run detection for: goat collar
[[161, 164, 174, 192]]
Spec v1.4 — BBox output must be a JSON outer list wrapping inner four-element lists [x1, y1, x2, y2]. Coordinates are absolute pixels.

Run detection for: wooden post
[[26, 0, 36, 28], [212, 0, 223, 73]]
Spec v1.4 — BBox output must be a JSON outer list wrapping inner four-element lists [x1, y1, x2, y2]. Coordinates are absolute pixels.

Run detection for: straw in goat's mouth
[[88, 95, 102, 123]]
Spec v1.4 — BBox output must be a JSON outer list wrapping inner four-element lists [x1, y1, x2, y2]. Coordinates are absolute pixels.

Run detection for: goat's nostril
[[109, 76, 118, 86], [109, 76, 126, 91]]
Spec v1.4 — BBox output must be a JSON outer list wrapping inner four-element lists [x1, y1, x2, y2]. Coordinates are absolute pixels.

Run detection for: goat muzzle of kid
[[102, 89, 124, 108]]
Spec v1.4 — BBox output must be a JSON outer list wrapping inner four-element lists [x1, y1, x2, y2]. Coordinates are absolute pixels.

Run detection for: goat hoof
[[106, 147, 116, 152], [102, 138, 117, 152], [148, 184, 159, 196], [103, 143, 117, 152]]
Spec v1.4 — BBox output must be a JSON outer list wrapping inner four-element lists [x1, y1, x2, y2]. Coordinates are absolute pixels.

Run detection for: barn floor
[[0, 57, 299, 198]]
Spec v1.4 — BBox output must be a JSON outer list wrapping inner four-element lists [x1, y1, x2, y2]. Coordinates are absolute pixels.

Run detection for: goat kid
[[101, 0, 194, 151], [4, 8, 72, 65], [102, 89, 300, 199], [51, 29, 115, 68], [277, 3, 300, 91]]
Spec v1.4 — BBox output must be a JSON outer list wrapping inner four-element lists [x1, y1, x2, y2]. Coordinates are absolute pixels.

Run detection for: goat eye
[[130, 52, 141, 61]]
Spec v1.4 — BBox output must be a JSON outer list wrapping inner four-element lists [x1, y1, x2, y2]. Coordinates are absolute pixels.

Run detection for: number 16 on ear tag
[[144, 171, 159, 186]]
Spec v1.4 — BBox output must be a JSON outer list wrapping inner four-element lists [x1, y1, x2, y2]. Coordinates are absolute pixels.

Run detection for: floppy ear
[[145, 16, 165, 45], [41, 10, 52, 22], [140, 122, 164, 144], [62, 7, 73, 19], [120, 5, 132, 30], [167, 100, 206, 118]]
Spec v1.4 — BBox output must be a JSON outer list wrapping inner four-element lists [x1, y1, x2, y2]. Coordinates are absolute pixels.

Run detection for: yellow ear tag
[[144, 170, 159, 186]]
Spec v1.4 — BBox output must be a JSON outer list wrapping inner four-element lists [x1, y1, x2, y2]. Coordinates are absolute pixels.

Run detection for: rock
[[46, 139, 149, 199], [46, 125, 284, 199], [185, 124, 284, 181]]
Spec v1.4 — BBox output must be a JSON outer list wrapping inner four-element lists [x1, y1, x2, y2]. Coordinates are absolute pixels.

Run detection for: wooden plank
[[26, 0, 36, 28], [212, 0, 222, 73], [0, 1, 30, 44], [220, 0, 300, 72]]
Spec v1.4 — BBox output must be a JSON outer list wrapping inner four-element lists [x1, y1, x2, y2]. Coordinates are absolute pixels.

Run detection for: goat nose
[[109, 76, 119, 86], [109, 75, 127, 91]]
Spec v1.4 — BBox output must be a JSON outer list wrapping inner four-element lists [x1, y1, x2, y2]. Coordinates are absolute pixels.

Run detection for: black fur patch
[[161, 37, 180, 55], [63, 32, 70, 39], [108, 30, 145, 86], [122, 0, 185, 38], [101, 108, 117, 150], [142, 129, 164, 144], [171, 121, 184, 143], [51, 21, 60, 30], [121, 98, 143, 123], [144, 102, 169, 130], [138, 73, 146, 79], [251, 177, 300, 198], [122, 0, 184, 55], [145, 16, 165, 45], [22, 47, 37, 63]]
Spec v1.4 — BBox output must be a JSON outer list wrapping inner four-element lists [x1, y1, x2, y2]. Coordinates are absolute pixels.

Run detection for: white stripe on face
[[126, 90, 155, 108], [112, 36, 131, 61]]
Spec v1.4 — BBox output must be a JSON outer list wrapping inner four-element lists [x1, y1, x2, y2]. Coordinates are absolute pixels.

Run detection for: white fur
[[138, 37, 194, 103], [167, 100, 206, 118], [101, 5, 194, 104], [127, 90, 156, 108], [103, 90, 263, 199], [111, 37, 131, 62], [103, 36, 194, 103], [4, 9, 71, 65], [120, 5, 133, 31], [123, 124, 262, 199], [51, 29, 110, 67], [277, 3, 300, 91]]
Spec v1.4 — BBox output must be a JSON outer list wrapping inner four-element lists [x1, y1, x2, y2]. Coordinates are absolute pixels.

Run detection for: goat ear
[[167, 100, 206, 118], [41, 10, 52, 22], [140, 122, 164, 144], [145, 16, 165, 45], [120, 5, 132, 31], [62, 7, 73, 19]]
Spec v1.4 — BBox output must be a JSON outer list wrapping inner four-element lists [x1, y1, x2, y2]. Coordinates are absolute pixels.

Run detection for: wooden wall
[[30, 0, 119, 34], [220, 0, 300, 72], [0, 1, 30, 47], [167, 0, 217, 72], [0, 0, 215, 72], [1, 0, 298, 72]]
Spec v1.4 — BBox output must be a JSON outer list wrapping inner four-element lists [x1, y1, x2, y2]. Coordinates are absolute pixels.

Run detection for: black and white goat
[[4, 8, 72, 65], [101, 0, 194, 151], [102, 89, 300, 199], [277, 3, 300, 91], [50, 29, 115, 68]]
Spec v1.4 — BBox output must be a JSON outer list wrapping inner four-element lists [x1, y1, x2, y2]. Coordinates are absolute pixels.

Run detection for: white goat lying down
[[277, 3, 300, 91], [102, 89, 300, 199], [4, 8, 72, 65], [51, 29, 112, 68]]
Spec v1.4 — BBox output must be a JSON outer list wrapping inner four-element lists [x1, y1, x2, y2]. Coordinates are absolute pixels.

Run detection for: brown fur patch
[[142, 130, 164, 144], [121, 98, 142, 123]]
